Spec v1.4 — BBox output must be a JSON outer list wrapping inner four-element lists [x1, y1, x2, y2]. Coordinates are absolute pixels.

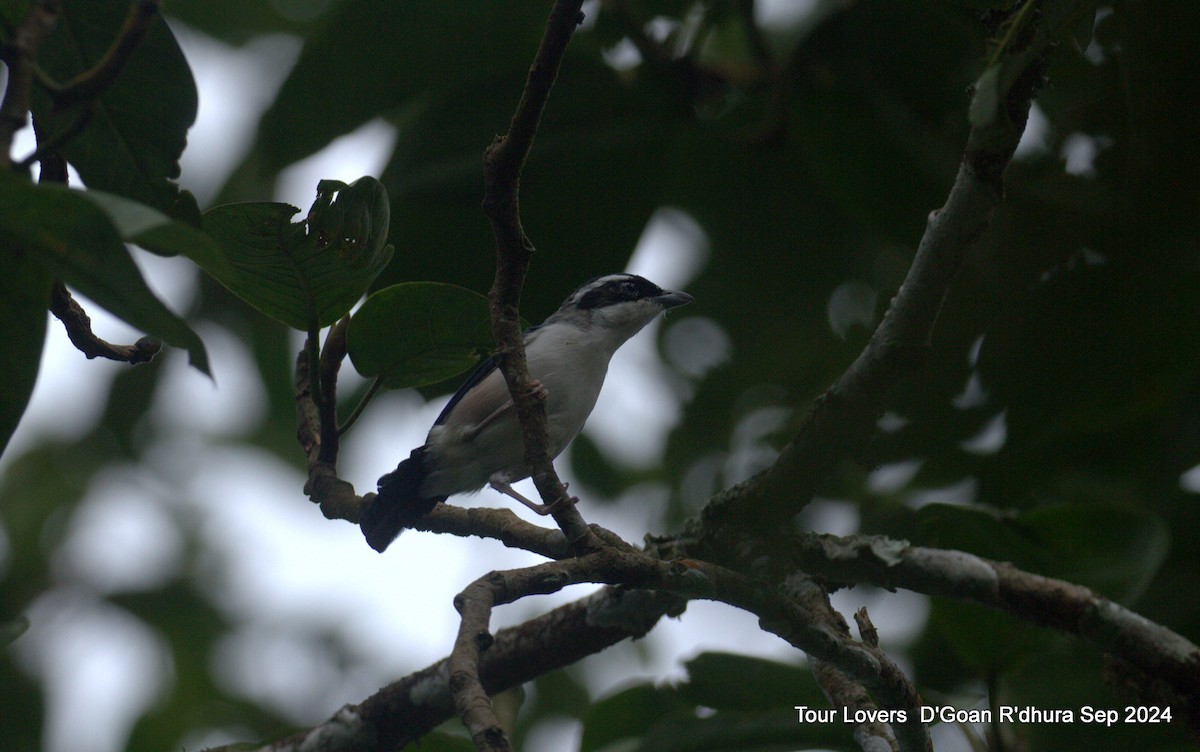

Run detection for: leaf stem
[[337, 376, 384, 437], [0, 0, 61, 169]]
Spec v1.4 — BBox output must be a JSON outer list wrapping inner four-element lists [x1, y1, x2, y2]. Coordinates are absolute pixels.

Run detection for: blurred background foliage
[[1, 0, 1198, 750]]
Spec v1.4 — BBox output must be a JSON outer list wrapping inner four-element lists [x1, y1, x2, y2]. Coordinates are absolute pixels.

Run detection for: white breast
[[419, 322, 615, 497]]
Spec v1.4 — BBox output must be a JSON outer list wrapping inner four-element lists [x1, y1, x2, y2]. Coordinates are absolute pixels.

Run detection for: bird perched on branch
[[360, 273, 693, 552]]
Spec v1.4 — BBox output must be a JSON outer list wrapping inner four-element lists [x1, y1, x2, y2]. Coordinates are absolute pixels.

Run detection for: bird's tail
[[360, 448, 445, 552]]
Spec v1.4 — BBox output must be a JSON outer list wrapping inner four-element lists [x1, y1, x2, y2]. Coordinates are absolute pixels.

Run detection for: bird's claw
[[490, 479, 576, 516], [527, 379, 549, 401]]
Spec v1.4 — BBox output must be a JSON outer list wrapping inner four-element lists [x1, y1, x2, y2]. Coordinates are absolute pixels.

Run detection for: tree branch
[[0, 0, 60, 169], [245, 587, 680, 752], [785, 530, 1200, 729], [444, 545, 935, 751], [414, 505, 571, 560], [48, 281, 162, 364], [295, 323, 360, 523], [481, 0, 596, 550], [697, 3, 1049, 538], [778, 575, 929, 752]]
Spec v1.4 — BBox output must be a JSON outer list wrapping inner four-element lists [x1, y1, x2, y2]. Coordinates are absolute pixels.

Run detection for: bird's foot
[[490, 479, 577, 516], [527, 379, 548, 401]]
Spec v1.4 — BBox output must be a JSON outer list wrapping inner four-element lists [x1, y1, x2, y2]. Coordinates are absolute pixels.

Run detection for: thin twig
[[811, 659, 901, 752], [481, 0, 595, 551], [336, 375, 383, 437], [295, 336, 360, 523], [316, 317, 348, 465], [414, 505, 571, 560], [48, 281, 162, 364], [0, 0, 61, 169], [17, 104, 93, 169]]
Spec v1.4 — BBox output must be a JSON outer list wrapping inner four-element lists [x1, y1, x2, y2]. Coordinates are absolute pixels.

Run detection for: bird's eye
[[620, 281, 637, 297]]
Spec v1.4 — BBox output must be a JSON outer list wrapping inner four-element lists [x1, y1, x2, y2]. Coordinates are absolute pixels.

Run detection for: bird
[[359, 273, 693, 552]]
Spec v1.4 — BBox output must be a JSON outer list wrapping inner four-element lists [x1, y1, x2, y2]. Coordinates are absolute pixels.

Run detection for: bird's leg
[[525, 379, 548, 401], [489, 479, 577, 516], [488, 381, 566, 514]]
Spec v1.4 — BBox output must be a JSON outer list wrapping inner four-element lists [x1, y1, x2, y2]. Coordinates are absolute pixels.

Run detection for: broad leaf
[[0, 0, 31, 30], [914, 502, 1169, 603], [580, 684, 689, 752], [679, 652, 825, 712], [0, 245, 51, 459], [0, 176, 210, 375], [254, 0, 552, 173], [83, 190, 229, 274], [346, 282, 492, 389], [200, 177, 393, 330], [30, 0, 200, 222]]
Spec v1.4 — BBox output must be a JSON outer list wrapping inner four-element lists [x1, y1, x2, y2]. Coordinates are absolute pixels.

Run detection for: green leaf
[[913, 502, 1169, 603], [1018, 504, 1170, 604], [199, 177, 393, 330], [376, 51, 670, 302], [0, 245, 50, 459], [159, 0, 328, 45], [82, 190, 230, 274], [30, 0, 200, 221], [580, 684, 689, 752], [0, 0, 31, 30], [946, 0, 1024, 9], [346, 282, 492, 389], [638, 713, 855, 752], [581, 662, 854, 752], [0, 176, 210, 375], [254, 0, 552, 173], [679, 652, 824, 712], [929, 598, 1048, 674]]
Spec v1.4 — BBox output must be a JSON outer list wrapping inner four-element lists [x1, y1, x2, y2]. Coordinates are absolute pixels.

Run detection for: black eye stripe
[[574, 275, 663, 310]]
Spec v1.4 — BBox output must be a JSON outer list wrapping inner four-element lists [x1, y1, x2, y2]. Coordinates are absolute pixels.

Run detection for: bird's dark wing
[[433, 354, 499, 427], [434, 324, 547, 427]]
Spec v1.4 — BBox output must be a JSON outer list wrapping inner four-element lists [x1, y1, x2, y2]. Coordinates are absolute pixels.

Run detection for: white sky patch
[[54, 467, 184, 593], [877, 411, 909, 433], [2, 246, 198, 467], [907, 477, 978, 508], [1014, 101, 1051, 159], [585, 208, 709, 467], [602, 37, 642, 70], [12, 592, 168, 752], [171, 24, 302, 207], [967, 334, 985, 367], [798, 497, 860, 537], [867, 459, 923, 495], [664, 316, 731, 379], [960, 411, 1007, 455], [1061, 132, 1113, 178], [275, 118, 399, 210], [827, 280, 877, 339], [1180, 463, 1200, 493], [952, 371, 989, 410], [150, 323, 269, 438]]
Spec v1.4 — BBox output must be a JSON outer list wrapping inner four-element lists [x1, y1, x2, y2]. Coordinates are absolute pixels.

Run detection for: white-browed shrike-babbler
[[360, 273, 693, 552]]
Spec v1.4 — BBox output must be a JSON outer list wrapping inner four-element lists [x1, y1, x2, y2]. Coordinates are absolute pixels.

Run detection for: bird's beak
[[655, 290, 694, 309]]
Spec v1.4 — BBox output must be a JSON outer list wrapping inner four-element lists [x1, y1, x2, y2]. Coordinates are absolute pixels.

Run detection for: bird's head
[[543, 273, 693, 343]]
